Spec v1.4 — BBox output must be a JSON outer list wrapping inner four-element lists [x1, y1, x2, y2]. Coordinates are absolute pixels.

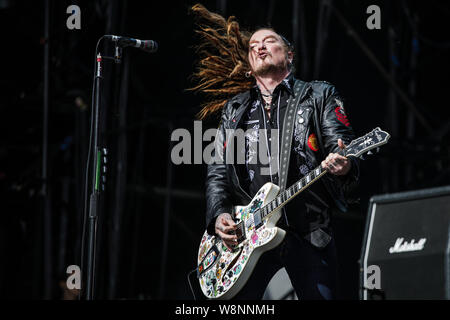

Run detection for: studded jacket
[[205, 79, 360, 247]]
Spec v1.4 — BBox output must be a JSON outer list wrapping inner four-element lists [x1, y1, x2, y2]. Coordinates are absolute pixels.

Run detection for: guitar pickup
[[253, 210, 263, 229]]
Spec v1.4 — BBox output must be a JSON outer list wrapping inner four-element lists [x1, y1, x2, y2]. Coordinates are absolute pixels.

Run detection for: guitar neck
[[260, 164, 329, 221], [235, 127, 391, 236], [260, 148, 348, 220]]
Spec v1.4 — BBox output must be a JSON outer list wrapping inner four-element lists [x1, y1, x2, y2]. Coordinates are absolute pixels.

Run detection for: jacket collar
[[228, 77, 311, 128], [250, 72, 295, 100], [233, 77, 311, 106]]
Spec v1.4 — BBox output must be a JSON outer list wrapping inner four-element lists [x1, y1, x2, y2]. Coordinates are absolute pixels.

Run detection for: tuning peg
[[367, 150, 373, 155]]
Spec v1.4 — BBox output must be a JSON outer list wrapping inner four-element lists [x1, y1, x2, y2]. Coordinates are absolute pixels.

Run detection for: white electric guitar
[[197, 127, 390, 299]]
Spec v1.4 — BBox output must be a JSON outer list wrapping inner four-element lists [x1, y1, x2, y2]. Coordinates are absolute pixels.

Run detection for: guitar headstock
[[345, 127, 390, 159]]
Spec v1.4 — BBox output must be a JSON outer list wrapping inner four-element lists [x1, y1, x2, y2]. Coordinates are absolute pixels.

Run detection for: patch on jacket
[[334, 99, 350, 127], [307, 133, 319, 152]]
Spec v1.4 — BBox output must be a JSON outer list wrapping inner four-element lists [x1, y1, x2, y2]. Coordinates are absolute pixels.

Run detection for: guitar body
[[197, 182, 286, 300]]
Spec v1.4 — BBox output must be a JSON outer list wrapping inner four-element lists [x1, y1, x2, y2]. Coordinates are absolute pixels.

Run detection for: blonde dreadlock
[[189, 4, 254, 120]]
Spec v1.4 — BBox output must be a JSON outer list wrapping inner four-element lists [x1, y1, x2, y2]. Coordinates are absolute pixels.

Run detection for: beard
[[252, 57, 289, 77]]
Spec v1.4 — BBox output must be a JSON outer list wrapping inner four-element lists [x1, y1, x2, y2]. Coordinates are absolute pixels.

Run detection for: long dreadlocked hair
[[189, 4, 255, 120]]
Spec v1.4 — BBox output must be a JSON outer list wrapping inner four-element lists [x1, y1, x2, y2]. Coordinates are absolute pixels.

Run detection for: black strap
[[278, 80, 309, 191]]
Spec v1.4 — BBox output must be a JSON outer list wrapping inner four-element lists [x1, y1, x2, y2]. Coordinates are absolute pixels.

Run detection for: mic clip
[[114, 44, 122, 64], [100, 41, 122, 64]]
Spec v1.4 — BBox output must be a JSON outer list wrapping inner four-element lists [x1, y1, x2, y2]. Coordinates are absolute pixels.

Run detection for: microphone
[[106, 35, 158, 53]]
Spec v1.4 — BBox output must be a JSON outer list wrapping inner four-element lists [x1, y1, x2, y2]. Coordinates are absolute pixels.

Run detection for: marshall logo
[[389, 237, 427, 254]]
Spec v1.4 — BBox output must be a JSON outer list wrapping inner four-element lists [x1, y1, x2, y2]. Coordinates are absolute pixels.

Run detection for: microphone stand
[[84, 36, 121, 300]]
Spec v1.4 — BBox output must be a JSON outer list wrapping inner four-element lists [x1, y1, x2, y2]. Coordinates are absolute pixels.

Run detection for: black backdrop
[[0, 0, 449, 300]]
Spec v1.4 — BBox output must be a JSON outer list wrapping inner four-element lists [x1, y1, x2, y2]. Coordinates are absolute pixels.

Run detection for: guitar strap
[[278, 79, 309, 192]]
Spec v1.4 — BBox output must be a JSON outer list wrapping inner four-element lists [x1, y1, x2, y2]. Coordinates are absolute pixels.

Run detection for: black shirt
[[243, 73, 295, 197]]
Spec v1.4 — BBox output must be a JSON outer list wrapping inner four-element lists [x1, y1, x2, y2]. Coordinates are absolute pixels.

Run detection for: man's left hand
[[321, 139, 351, 176]]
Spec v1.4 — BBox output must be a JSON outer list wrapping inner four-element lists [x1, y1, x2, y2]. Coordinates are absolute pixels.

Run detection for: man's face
[[248, 29, 291, 77]]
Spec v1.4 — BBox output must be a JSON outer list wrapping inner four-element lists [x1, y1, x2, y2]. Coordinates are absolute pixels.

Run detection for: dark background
[[0, 0, 449, 300]]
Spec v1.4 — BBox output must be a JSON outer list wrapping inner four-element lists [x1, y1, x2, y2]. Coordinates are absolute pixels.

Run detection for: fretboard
[[231, 126, 392, 244], [259, 164, 327, 220], [259, 148, 347, 219], [234, 148, 347, 240]]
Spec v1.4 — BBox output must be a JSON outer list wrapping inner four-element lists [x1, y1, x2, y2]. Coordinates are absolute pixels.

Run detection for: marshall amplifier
[[360, 185, 450, 300]]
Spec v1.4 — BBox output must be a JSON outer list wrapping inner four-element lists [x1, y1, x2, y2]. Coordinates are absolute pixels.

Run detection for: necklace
[[260, 89, 273, 109], [263, 95, 272, 109]]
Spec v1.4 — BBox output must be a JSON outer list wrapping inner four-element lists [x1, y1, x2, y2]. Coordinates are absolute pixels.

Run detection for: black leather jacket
[[205, 79, 360, 236]]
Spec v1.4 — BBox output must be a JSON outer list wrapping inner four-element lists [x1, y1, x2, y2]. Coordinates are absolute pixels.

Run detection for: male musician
[[191, 4, 359, 300]]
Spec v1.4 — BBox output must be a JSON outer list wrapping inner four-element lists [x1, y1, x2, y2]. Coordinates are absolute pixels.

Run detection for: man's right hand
[[214, 213, 238, 250]]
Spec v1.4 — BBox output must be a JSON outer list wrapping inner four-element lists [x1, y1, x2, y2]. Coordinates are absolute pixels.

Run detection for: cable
[[187, 268, 199, 300]]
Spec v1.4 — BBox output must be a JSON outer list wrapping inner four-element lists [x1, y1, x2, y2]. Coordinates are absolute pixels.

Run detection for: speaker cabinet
[[360, 186, 450, 300]]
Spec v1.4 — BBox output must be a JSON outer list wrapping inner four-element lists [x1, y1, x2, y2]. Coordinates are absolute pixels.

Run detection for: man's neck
[[255, 70, 290, 94]]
